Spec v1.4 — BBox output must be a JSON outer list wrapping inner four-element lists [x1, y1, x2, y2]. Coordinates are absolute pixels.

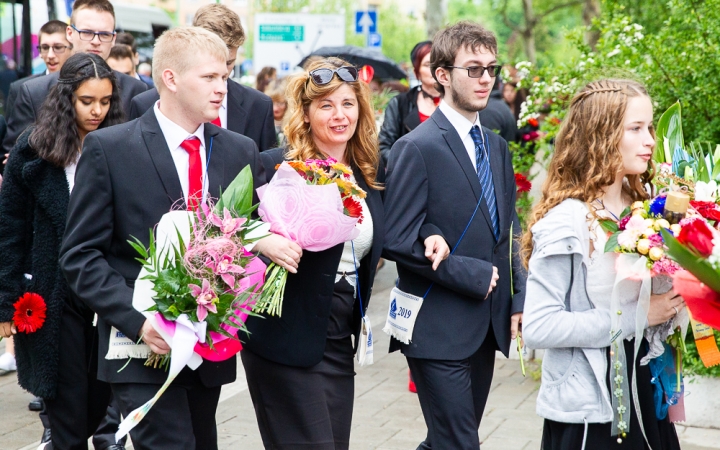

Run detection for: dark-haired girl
[[0, 52, 124, 450]]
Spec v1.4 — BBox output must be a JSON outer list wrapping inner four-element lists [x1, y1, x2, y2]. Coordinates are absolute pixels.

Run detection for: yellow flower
[[642, 228, 656, 238], [654, 219, 671, 231], [637, 239, 651, 255], [670, 224, 681, 234], [649, 247, 664, 261], [330, 162, 351, 175]]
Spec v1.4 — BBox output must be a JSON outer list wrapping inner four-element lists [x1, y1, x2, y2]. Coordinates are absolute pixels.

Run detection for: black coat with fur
[[0, 128, 77, 398]]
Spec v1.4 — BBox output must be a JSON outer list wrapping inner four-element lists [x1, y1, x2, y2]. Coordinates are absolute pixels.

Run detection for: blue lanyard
[[202, 136, 213, 203], [350, 241, 366, 318]]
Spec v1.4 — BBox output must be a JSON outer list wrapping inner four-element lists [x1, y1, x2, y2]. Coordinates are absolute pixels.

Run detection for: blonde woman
[[522, 79, 683, 449]]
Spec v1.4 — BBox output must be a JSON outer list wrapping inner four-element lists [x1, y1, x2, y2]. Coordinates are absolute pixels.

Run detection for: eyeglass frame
[[70, 24, 116, 43], [308, 66, 359, 86], [444, 64, 502, 79], [36, 44, 72, 54]]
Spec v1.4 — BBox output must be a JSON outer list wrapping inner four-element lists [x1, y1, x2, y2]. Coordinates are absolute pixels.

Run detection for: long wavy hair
[[283, 57, 381, 189], [520, 79, 655, 267], [30, 52, 124, 168]]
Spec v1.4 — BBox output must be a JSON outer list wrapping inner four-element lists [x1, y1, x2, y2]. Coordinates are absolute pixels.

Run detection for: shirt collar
[[221, 80, 228, 110], [438, 100, 480, 138], [153, 101, 206, 151]]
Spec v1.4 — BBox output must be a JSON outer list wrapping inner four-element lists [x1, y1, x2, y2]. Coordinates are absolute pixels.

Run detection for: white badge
[[382, 286, 424, 344], [356, 315, 374, 366]]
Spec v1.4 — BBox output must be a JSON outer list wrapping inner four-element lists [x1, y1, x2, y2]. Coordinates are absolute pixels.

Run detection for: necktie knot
[[470, 125, 484, 156], [180, 137, 201, 155]]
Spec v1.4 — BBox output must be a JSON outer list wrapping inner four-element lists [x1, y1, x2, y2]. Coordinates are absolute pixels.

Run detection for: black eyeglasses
[[37, 44, 71, 54], [309, 66, 358, 86], [445, 64, 502, 78], [71, 24, 116, 43]]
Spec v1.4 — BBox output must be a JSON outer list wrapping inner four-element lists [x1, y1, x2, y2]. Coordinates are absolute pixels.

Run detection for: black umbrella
[[298, 46, 407, 80]]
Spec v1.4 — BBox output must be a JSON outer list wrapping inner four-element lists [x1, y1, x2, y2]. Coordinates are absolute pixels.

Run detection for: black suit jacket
[[59, 109, 266, 387], [2, 70, 147, 158], [129, 80, 277, 152], [242, 148, 385, 368], [3, 73, 43, 120], [383, 108, 527, 359]]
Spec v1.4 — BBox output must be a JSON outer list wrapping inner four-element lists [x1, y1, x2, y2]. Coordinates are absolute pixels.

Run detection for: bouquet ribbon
[[672, 270, 720, 367]]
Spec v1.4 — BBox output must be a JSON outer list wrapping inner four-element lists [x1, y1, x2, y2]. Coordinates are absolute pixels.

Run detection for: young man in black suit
[[59, 27, 265, 449], [128, 4, 276, 152], [383, 21, 527, 450], [1, 0, 147, 159]]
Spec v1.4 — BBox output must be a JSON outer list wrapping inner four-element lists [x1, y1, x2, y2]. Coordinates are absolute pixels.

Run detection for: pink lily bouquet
[[115, 166, 266, 440]]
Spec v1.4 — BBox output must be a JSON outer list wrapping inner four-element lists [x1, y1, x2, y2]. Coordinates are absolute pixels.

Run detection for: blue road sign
[[355, 11, 377, 34], [367, 32, 382, 48]]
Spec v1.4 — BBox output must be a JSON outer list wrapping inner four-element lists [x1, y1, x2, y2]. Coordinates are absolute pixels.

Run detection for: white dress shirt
[[218, 85, 228, 129], [153, 101, 208, 204], [438, 100, 483, 173], [65, 161, 77, 193]]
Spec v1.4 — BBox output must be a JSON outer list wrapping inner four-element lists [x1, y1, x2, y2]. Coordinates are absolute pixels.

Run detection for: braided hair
[[29, 52, 124, 168], [520, 79, 654, 267]]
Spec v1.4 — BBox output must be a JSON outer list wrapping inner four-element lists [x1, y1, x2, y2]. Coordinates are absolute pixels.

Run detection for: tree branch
[[537, 0, 583, 19], [499, 0, 521, 32]]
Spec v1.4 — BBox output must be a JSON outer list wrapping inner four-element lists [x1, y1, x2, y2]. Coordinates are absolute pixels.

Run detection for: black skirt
[[541, 339, 681, 450], [241, 278, 357, 450]]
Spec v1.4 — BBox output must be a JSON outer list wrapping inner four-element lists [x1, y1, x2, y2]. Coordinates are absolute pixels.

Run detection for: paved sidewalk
[[1, 261, 718, 449]]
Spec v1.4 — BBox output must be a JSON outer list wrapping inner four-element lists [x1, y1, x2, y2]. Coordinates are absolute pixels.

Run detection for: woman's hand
[[424, 235, 450, 271], [0, 322, 16, 339], [254, 234, 303, 273], [647, 289, 685, 327]]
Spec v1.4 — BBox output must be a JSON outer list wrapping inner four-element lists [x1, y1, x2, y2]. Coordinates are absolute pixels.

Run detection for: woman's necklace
[[420, 87, 441, 106]]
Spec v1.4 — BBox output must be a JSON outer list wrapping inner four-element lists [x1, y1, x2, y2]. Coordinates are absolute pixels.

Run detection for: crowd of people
[[0, 1, 684, 449]]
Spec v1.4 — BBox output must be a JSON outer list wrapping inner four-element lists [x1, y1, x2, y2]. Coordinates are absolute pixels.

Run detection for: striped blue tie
[[470, 125, 499, 240]]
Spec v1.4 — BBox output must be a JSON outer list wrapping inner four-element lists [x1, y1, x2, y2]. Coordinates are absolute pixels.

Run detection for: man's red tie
[[211, 116, 221, 127], [180, 137, 202, 211]]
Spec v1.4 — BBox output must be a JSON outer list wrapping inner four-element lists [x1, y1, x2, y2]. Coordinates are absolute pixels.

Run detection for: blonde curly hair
[[520, 79, 655, 267], [283, 57, 381, 190]]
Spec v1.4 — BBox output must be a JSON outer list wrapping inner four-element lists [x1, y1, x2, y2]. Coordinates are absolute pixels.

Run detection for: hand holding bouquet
[[254, 158, 366, 316]]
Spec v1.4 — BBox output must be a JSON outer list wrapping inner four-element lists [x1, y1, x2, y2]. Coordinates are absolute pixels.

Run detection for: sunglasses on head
[[308, 66, 359, 86]]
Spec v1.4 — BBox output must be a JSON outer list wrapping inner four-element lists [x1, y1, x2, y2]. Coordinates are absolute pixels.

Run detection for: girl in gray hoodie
[[521, 79, 684, 450]]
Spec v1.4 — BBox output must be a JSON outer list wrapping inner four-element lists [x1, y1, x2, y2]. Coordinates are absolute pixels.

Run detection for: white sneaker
[[36, 443, 49, 450], [0, 352, 17, 371]]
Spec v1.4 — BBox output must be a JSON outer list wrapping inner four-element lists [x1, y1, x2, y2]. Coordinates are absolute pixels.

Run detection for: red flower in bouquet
[[677, 218, 715, 257], [528, 118, 539, 128], [13, 293, 47, 333], [343, 197, 363, 223], [514, 173, 531, 193], [690, 201, 720, 222]]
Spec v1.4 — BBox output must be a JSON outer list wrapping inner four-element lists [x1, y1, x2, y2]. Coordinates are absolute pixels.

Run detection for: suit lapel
[[487, 132, 508, 239], [204, 125, 224, 201], [354, 170, 383, 266], [226, 81, 248, 135], [433, 110, 494, 235], [139, 111, 184, 206]]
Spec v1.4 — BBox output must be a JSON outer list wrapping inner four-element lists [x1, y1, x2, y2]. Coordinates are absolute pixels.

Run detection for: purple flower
[[210, 208, 246, 236], [188, 279, 218, 321], [205, 251, 246, 289]]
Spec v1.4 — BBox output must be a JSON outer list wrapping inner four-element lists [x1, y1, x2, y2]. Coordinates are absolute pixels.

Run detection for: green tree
[[378, 2, 427, 65]]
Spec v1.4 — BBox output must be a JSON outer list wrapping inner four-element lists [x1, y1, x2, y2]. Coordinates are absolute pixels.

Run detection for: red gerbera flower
[[343, 197, 364, 224], [514, 173, 532, 193], [13, 293, 47, 333]]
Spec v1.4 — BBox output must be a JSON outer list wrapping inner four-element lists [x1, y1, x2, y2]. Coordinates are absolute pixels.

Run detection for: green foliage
[[377, 2, 427, 66]]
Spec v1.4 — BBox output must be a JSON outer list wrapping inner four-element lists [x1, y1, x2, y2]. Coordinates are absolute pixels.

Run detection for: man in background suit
[[383, 21, 527, 450], [60, 26, 265, 449], [2, 0, 147, 159], [128, 4, 276, 152], [115, 32, 154, 88]]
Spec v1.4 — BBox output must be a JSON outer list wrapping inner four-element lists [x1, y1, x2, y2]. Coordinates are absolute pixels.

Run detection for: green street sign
[[258, 25, 304, 42]]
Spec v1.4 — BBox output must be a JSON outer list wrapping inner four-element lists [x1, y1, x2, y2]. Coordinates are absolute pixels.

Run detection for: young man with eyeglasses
[[383, 21, 527, 450], [1, 0, 147, 161], [128, 4, 276, 152]]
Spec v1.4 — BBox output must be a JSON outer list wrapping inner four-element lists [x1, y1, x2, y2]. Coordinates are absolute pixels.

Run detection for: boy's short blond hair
[[152, 27, 229, 91], [192, 4, 245, 48]]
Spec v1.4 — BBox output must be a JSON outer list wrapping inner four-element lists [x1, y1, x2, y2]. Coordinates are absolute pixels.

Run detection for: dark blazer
[[3, 73, 43, 120], [242, 148, 384, 368], [383, 108, 527, 359], [2, 70, 147, 158], [129, 80, 277, 152], [378, 86, 422, 165], [0, 129, 76, 399], [59, 109, 266, 387]]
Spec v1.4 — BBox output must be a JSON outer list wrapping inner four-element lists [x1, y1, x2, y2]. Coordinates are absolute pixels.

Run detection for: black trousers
[[111, 381, 222, 450], [43, 303, 113, 450], [407, 329, 498, 450]]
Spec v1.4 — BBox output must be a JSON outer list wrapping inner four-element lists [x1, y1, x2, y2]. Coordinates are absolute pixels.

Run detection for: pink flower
[[205, 251, 246, 289], [188, 279, 218, 321], [210, 208, 247, 236], [652, 259, 680, 275]]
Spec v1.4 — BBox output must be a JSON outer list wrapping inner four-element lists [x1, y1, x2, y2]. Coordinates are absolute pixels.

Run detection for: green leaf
[[661, 229, 720, 292], [604, 233, 619, 253], [217, 165, 254, 215], [598, 219, 619, 234], [655, 101, 684, 165]]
